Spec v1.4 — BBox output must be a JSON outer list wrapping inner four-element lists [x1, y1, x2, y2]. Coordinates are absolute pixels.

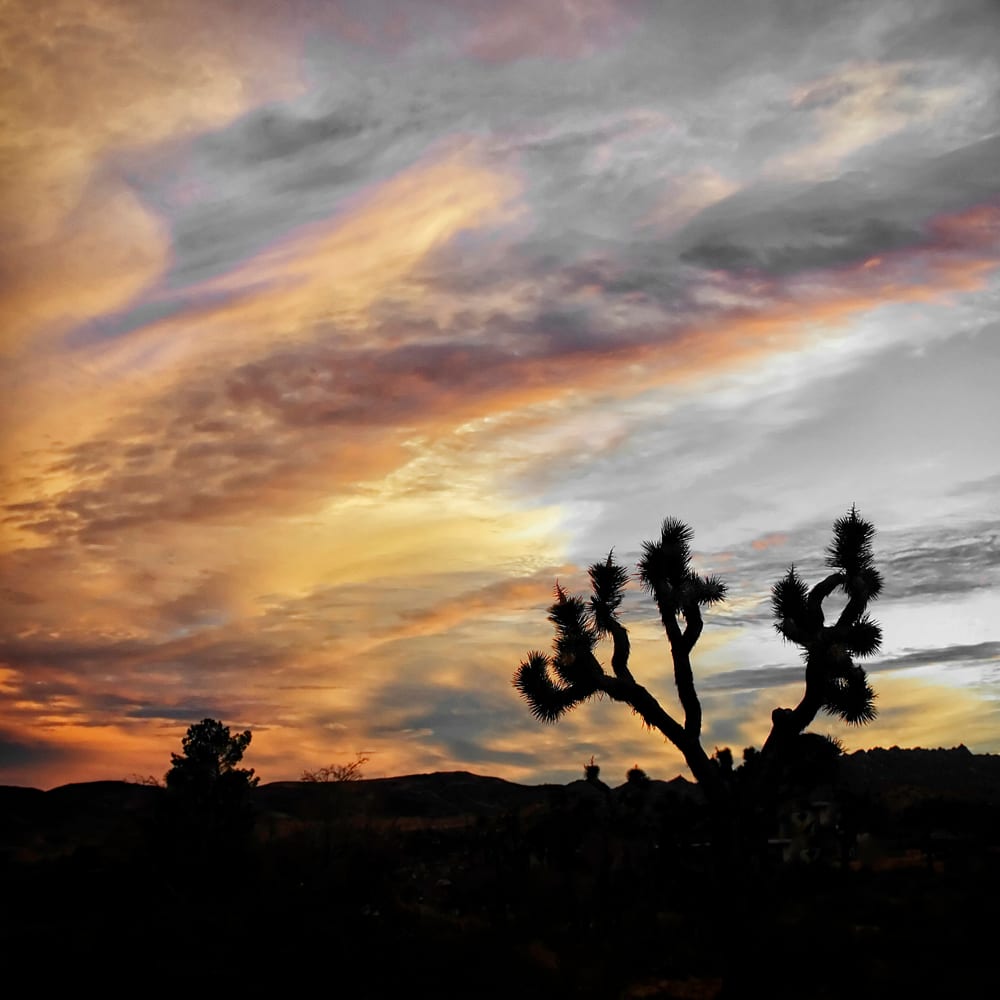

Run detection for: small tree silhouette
[[165, 718, 259, 802], [164, 719, 259, 868], [514, 507, 882, 834]]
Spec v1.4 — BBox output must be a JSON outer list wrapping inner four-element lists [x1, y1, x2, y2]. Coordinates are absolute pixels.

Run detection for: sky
[[2, 0, 998, 789]]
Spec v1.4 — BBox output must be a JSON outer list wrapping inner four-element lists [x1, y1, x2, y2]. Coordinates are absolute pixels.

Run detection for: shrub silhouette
[[301, 753, 369, 783], [299, 753, 372, 865], [514, 506, 882, 848], [626, 765, 649, 786]]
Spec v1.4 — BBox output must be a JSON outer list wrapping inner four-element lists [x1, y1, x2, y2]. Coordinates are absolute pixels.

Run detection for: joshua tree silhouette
[[513, 506, 882, 819]]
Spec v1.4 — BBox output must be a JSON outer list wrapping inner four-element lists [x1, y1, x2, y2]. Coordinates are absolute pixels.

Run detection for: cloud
[[884, 0, 1000, 64], [0, 730, 71, 772], [950, 470, 1000, 499], [90, 141, 520, 364], [11, 192, 992, 633], [456, 0, 631, 63], [0, 0, 306, 355], [0, 142, 521, 543], [751, 532, 789, 552], [701, 642, 1000, 699], [870, 641, 1000, 673], [859, 671, 1000, 752], [881, 521, 1000, 601], [771, 61, 971, 177], [705, 665, 1000, 757], [678, 136, 1000, 277], [387, 569, 574, 641], [0, 183, 171, 355], [648, 168, 741, 233]]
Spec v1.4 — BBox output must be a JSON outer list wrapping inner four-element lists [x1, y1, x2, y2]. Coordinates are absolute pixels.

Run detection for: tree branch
[[607, 619, 634, 684], [682, 602, 703, 654], [807, 572, 842, 618], [835, 593, 868, 633], [777, 620, 812, 646], [597, 674, 720, 794], [761, 650, 827, 756], [656, 599, 702, 736], [598, 674, 683, 743]]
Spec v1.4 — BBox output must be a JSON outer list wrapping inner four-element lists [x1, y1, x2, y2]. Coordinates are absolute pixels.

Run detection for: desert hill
[[1, 745, 997, 857]]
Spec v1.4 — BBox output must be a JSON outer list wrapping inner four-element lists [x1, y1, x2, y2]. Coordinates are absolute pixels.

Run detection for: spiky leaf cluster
[[816, 632, 880, 725], [513, 582, 608, 723], [822, 659, 878, 725], [588, 552, 629, 634], [827, 505, 884, 601], [844, 614, 882, 658], [513, 651, 594, 723], [771, 567, 818, 640], [548, 584, 599, 683], [771, 566, 807, 618], [638, 518, 727, 615]]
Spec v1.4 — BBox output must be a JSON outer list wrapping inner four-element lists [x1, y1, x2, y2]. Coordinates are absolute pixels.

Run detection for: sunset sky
[[2, 0, 998, 789]]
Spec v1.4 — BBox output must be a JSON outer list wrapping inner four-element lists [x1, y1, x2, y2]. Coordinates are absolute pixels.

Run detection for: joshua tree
[[513, 507, 882, 815]]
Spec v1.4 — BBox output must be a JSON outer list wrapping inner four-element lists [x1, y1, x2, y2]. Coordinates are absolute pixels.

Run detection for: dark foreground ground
[[2, 749, 998, 997]]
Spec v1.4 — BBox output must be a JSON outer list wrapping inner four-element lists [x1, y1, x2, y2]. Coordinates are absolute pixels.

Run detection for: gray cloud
[[0, 731, 70, 773], [950, 467, 1000, 499], [681, 214, 923, 276], [703, 660, 806, 693], [679, 135, 1000, 277], [871, 640, 1000, 673], [96, 0, 999, 315], [881, 523, 1000, 600], [703, 641, 1000, 694], [884, 0, 1000, 63]]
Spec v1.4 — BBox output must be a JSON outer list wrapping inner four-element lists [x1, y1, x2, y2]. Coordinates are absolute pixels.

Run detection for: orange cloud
[[752, 533, 789, 551], [460, 0, 629, 62], [0, 183, 170, 353], [386, 569, 576, 642], [0, 141, 522, 550], [0, 0, 305, 355], [775, 61, 966, 178], [187, 142, 522, 339], [63, 141, 520, 383]]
